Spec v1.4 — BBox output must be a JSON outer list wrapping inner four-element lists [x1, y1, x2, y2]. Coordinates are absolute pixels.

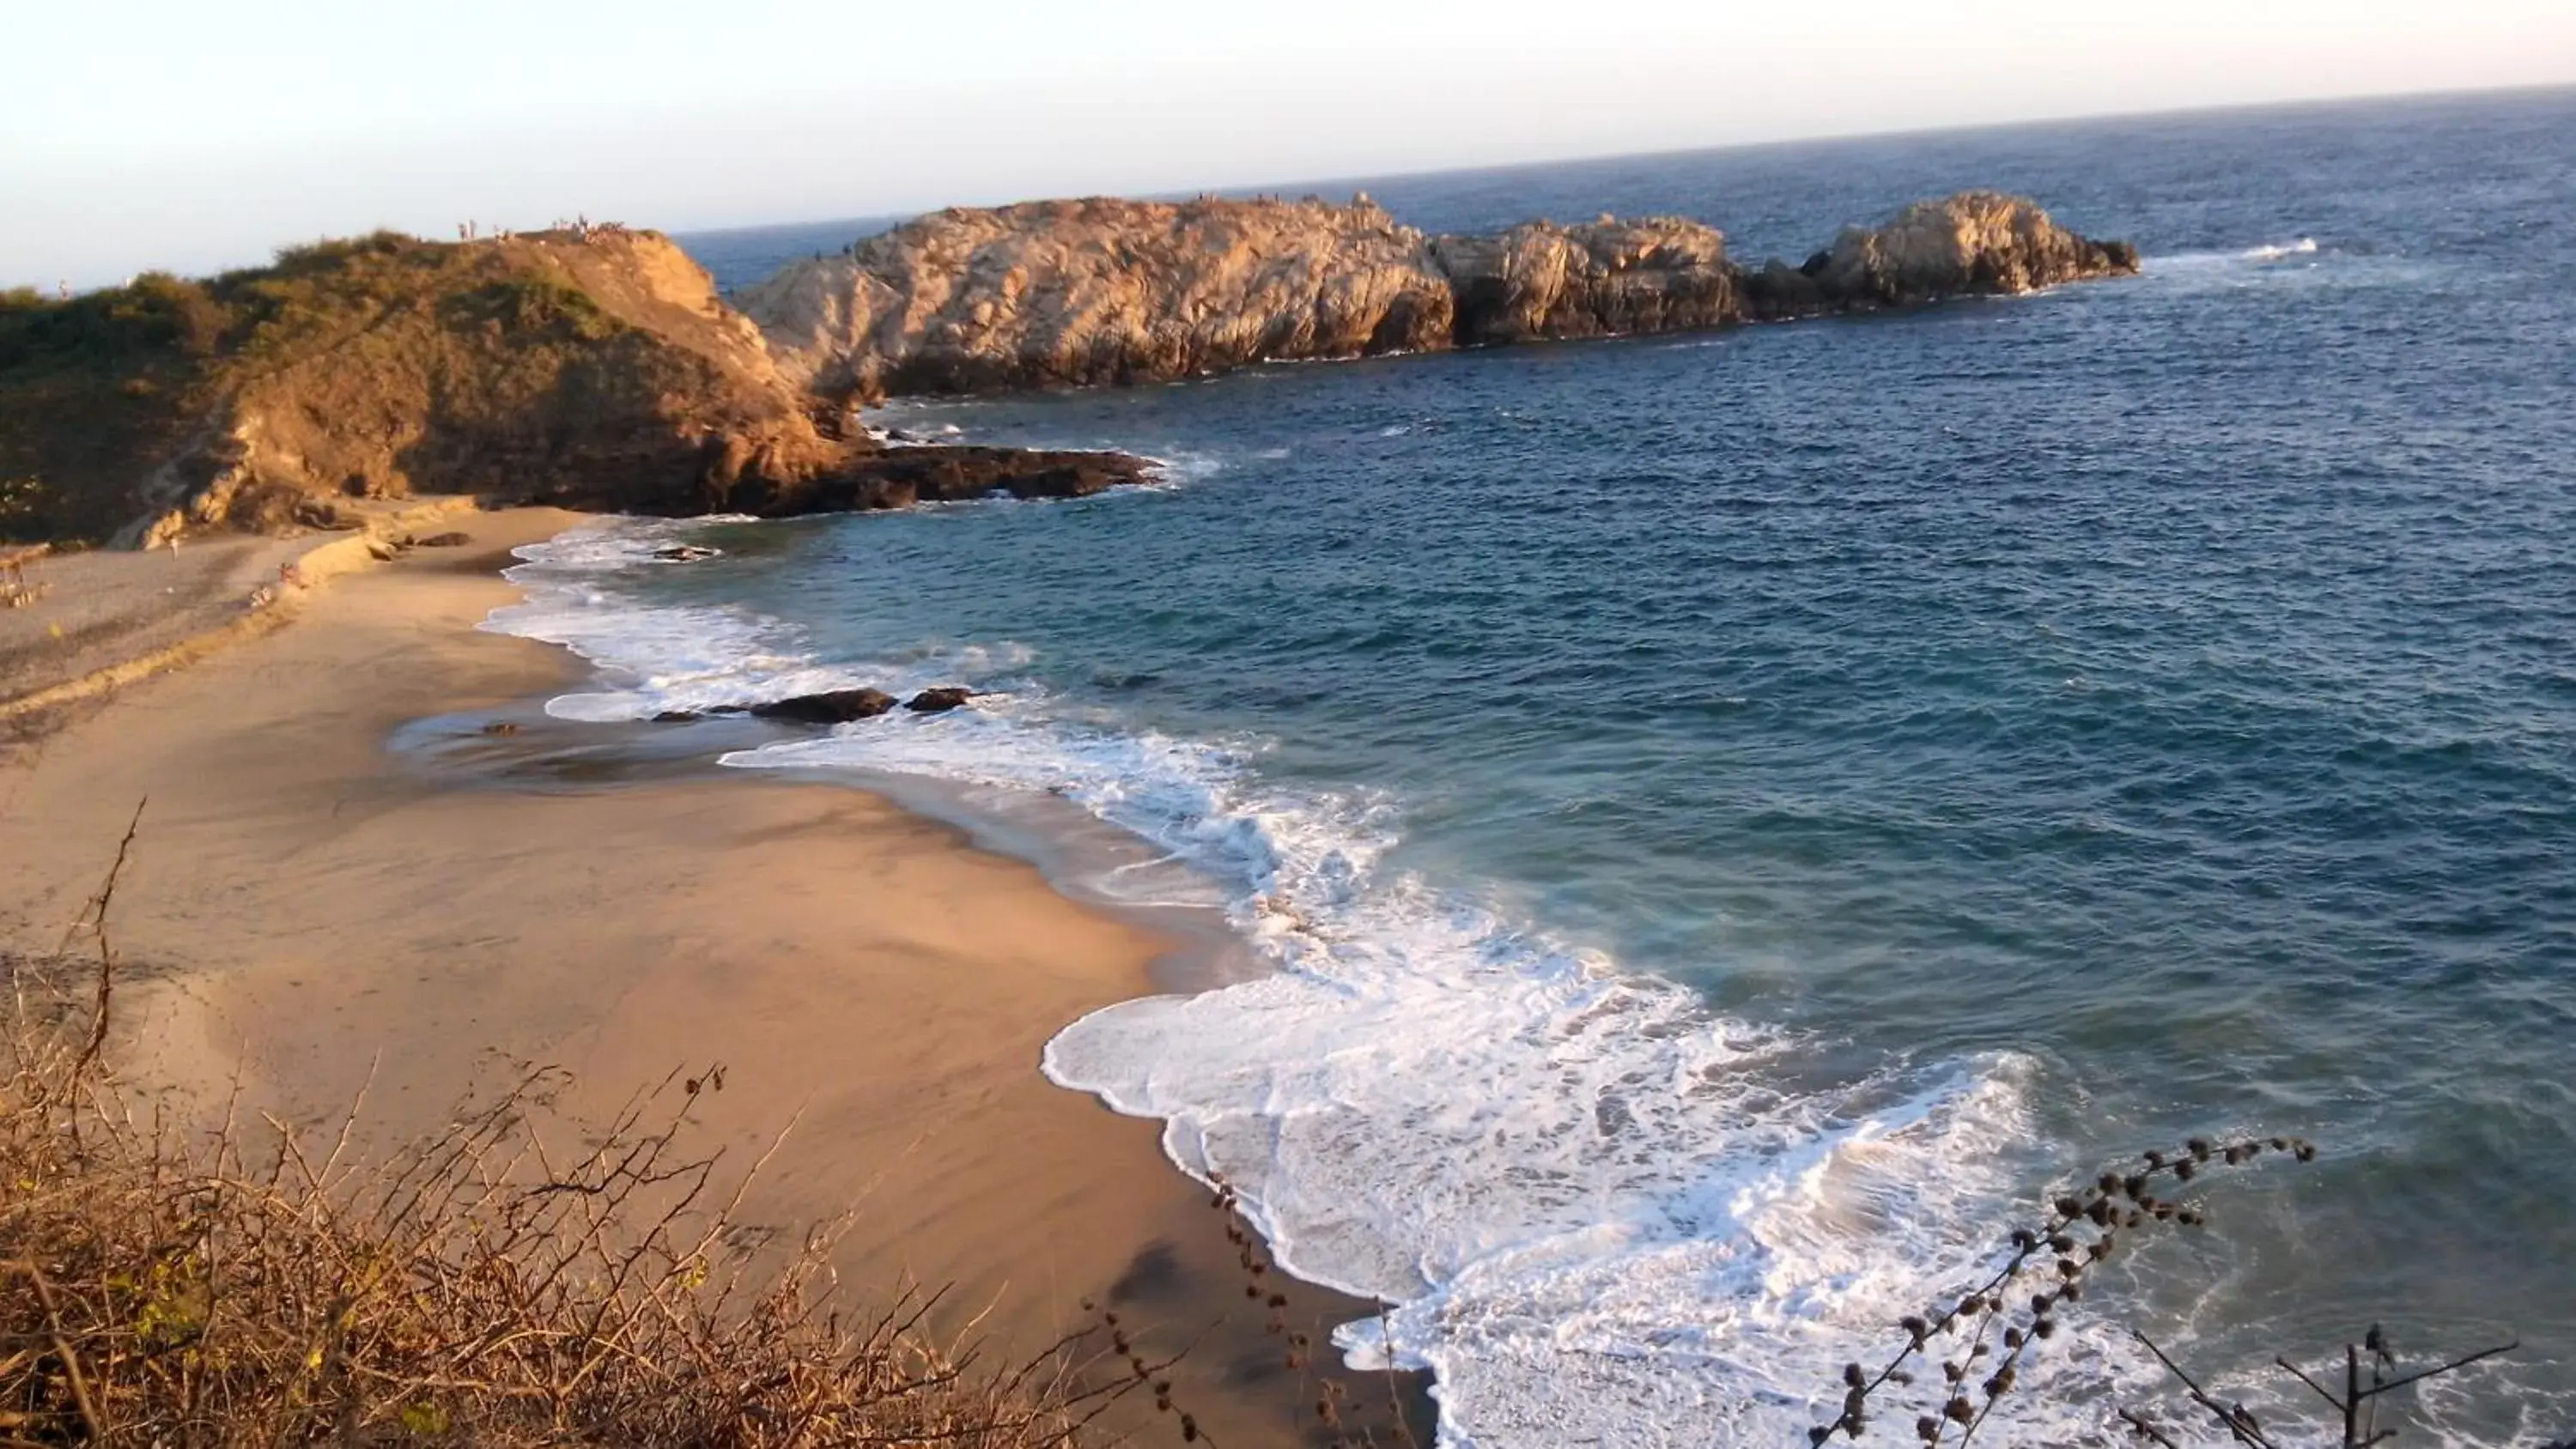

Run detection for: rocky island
[[741, 190, 2138, 400]]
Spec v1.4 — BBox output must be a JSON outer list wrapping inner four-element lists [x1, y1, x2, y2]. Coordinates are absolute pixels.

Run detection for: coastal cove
[[0, 83, 2568, 1449], [0, 148, 2164, 1449], [635, 89, 2575, 1446]]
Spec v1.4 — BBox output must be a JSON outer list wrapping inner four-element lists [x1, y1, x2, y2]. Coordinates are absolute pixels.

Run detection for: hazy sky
[[6, 0, 2573, 287]]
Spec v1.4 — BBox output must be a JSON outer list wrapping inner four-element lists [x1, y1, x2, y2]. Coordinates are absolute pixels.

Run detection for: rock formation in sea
[[741, 197, 1455, 399], [740, 191, 2141, 399]]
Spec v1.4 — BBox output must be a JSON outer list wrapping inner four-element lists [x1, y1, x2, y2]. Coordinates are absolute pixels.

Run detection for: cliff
[[0, 230, 1146, 546], [741, 197, 1455, 398], [742, 191, 2140, 398]]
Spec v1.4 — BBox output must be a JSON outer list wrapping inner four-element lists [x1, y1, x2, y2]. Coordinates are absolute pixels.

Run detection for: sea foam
[[485, 517, 2178, 1447]]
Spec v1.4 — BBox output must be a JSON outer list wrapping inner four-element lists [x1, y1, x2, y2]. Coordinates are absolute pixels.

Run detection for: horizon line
[[671, 77, 2576, 242]]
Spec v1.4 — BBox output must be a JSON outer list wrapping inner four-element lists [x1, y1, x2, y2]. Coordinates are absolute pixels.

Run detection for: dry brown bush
[[0, 819, 1124, 1446]]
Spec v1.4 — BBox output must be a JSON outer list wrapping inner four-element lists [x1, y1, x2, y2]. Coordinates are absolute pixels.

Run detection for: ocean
[[489, 88, 2576, 1446]]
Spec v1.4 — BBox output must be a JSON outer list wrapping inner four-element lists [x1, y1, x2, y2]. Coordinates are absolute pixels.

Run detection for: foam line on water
[[2148, 237, 2326, 270], [483, 515, 2172, 1446]]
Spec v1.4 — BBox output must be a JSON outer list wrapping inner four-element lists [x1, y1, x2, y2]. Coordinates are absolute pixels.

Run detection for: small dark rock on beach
[[748, 688, 898, 724]]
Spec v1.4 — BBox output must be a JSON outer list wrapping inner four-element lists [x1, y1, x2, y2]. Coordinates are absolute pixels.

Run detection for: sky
[[5, 0, 2574, 288]]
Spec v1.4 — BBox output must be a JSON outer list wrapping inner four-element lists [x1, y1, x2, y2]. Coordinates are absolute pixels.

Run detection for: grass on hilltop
[[0, 232, 639, 544]]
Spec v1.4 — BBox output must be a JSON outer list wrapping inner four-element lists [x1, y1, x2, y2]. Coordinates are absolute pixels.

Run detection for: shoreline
[[0, 510, 1428, 1448]]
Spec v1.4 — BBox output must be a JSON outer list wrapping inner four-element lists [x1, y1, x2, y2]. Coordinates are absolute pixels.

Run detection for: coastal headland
[[3, 190, 2132, 549]]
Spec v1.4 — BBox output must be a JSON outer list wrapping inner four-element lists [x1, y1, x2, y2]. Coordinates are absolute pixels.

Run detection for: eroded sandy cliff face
[[743, 191, 2141, 400]]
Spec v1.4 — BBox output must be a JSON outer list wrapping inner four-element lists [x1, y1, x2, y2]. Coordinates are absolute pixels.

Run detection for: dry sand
[[0, 511, 1423, 1447], [0, 535, 311, 705]]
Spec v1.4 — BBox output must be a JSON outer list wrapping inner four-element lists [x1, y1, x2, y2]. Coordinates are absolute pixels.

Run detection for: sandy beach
[[0, 511, 1421, 1448]]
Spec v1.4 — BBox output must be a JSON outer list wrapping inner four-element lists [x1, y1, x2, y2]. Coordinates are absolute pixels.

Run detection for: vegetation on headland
[[0, 229, 1141, 549], [0, 228, 805, 545]]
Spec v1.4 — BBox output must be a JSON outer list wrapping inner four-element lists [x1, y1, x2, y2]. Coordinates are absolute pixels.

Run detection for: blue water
[[539, 88, 2576, 1446]]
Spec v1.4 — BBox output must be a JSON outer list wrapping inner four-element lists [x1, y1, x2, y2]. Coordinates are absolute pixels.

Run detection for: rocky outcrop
[[740, 197, 1454, 398], [1433, 217, 1735, 346], [1741, 191, 2142, 317], [743, 191, 2140, 400], [749, 688, 897, 723], [653, 684, 974, 724], [3, 227, 1154, 547]]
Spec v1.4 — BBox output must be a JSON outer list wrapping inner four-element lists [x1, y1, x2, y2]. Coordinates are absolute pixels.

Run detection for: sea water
[[488, 89, 2576, 1446]]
